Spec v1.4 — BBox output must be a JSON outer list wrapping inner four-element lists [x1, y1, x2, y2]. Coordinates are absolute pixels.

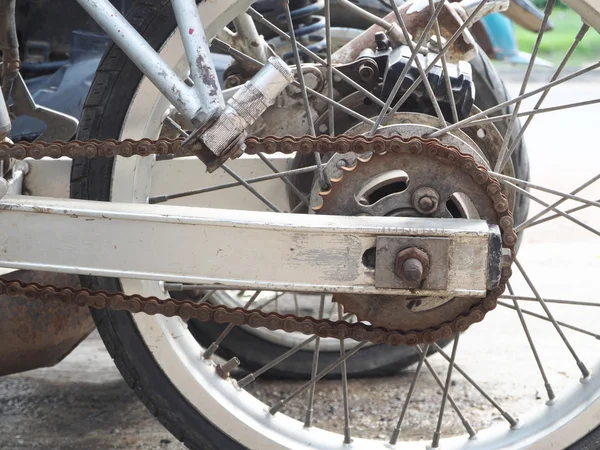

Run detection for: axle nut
[[413, 187, 440, 215], [395, 247, 430, 285]]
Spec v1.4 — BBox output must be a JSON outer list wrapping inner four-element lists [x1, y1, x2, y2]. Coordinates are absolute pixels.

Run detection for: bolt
[[395, 247, 430, 285], [374, 32, 391, 52], [358, 63, 375, 83], [402, 258, 424, 283], [216, 357, 241, 379], [224, 74, 242, 88], [413, 187, 440, 215], [419, 196, 434, 211]]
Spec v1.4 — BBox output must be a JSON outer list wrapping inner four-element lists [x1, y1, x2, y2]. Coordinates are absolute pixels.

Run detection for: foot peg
[[183, 56, 294, 172]]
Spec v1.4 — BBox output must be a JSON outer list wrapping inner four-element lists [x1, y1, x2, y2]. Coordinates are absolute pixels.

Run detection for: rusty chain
[[0, 135, 516, 345]]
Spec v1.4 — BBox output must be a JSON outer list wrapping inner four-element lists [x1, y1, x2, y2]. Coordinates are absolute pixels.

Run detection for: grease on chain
[[0, 135, 516, 346]]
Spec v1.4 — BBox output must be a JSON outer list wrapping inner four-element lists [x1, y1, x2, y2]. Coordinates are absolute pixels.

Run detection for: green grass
[[514, 9, 600, 65]]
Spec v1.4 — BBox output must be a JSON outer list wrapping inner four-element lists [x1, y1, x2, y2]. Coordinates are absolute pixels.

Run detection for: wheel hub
[[312, 123, 516, 336]]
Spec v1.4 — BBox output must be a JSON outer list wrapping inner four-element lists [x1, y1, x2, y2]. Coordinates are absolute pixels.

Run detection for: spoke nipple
[[545, 384, 556, 405], [578, 361, 591, 382], [505, 414, 520, 429], [202, 342, 220, 360], [269, 401, 284, 416], [431, 431, 441, 449], [464, 421, 477, 438], [216, 357, 240, 379], [303, 409, 313, 428], [343, 427, 353, 444], [388, 429, 400, 447]]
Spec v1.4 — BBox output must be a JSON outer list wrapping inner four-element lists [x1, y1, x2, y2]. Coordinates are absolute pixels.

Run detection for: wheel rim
[[104, 2, 600, 448]]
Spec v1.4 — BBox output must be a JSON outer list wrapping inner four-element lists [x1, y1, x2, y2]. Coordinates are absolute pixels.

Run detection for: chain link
[[0, 134, 516, 345]]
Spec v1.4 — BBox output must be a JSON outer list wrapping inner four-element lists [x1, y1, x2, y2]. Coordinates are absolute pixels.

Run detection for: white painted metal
[[20, 155, 293, 210], [171, 0, 224, 118], [0, 195, 492, 295]]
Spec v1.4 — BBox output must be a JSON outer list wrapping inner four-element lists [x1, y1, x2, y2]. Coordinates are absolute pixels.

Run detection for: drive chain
[[0, 134, 516, 345]]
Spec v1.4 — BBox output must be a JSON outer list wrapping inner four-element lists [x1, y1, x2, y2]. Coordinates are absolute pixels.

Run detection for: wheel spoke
[[304, 295, 326, 428], [418, 345, 477, 438], [337, 305, 352, 443], [389, 344, 429, 445], [507, 283, 555, 402], [498, 178, 600, 238], [428, 0, 459, 123], [493, 0, 556, 173], [246, 8, 388, 110], [390, 0, 448, 127], [382, 0, 491, 127], [432, 334, 460, 448], [257, 153, 311, 207], [149, 165, 319, 204], [237, 311, 355, 389], [429, 62, 600, 138], [159, 113, 283, 212], [492, 172, 600, 211], [514, 173, 600, 232], [501, 294, 600, 308], [498, 301, 600, 339], [370, 0, 448, 134], [523, 197, 600, 230], [514, 258, 590, 379], [433, 343, 519, 427], [212, 38, 376, 127], [496, 23, 590, 172], [203, 291, 261, 359], [222, 164, 283, 212], [255, 291, 287, 310], [458, 97, 600, 129], [283, 0, 327, 188], [325, 0, 335, 138], [269, 341, 369, 415]]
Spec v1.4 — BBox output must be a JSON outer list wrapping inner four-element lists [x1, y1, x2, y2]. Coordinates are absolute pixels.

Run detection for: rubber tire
[[70, 1, 547, 449]]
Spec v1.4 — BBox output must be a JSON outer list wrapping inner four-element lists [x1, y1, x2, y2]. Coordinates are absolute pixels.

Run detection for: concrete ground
[[1, 75, 600, 449]]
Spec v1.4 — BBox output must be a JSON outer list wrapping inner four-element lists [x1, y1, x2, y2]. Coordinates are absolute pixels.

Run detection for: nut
[[395, 247, 430, 285], [413, 187, 440, 215]]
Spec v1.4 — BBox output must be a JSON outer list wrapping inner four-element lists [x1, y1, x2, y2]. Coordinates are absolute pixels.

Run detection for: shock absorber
[[278, 0, 326, 60]]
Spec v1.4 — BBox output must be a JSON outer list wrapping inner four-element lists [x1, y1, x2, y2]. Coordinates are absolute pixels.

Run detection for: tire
[[70, 1, 551, 449]]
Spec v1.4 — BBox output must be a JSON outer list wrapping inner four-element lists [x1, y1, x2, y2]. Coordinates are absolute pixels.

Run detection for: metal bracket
[[10, 73, 78, 142]]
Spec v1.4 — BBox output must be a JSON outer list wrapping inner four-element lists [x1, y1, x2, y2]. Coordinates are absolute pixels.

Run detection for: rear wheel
[[72, 0, 600, 448]]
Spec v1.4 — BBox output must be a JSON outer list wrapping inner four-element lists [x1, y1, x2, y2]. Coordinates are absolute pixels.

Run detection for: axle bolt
[[413, 187, 440, 215], [402, 258, 424, 283], [395, 247, 430, 285]]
